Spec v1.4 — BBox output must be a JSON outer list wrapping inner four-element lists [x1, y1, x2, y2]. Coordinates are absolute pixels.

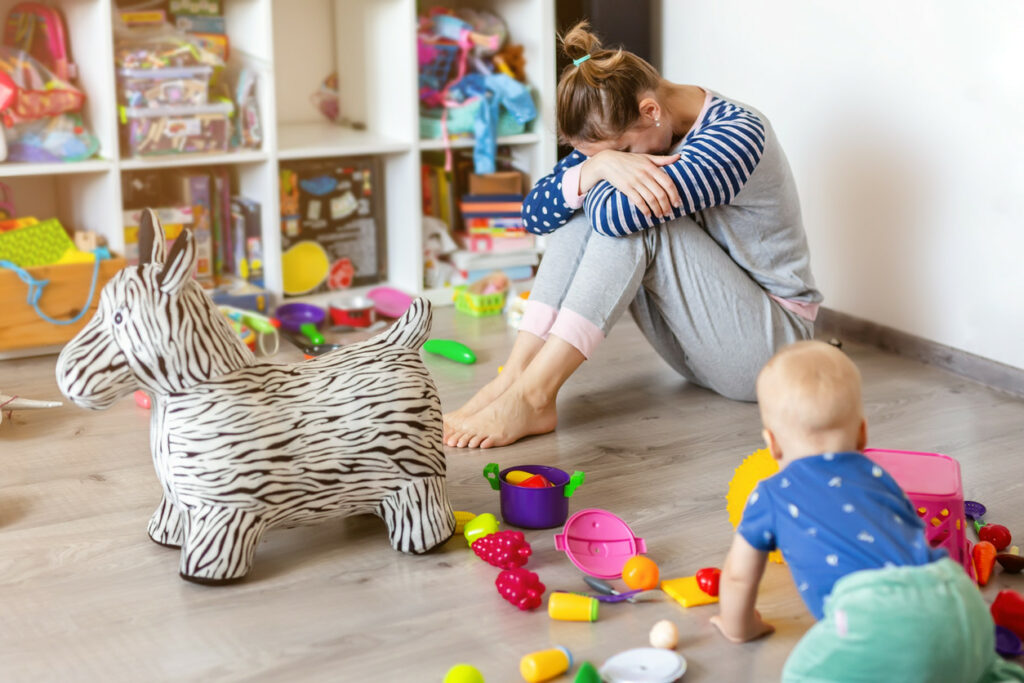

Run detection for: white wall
[[660, 1, 1024, 370]]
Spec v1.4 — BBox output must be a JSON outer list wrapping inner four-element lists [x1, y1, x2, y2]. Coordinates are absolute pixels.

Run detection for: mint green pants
[[783, 558, 1024, 683]]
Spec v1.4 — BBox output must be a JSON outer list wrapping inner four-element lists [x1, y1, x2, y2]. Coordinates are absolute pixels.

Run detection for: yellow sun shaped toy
[[726, 448, 785, 564]]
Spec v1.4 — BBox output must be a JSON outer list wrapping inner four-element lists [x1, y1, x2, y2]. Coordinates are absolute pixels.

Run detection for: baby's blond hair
[[756, 341, 863, 449]]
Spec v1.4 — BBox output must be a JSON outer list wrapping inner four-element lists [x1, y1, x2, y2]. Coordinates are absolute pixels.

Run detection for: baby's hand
[[710, 609, 775, 644]]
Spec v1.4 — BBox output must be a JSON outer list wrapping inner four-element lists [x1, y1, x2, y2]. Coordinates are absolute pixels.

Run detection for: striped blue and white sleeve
[[582, 101, 767, 237], [522, 150, 587, 235]]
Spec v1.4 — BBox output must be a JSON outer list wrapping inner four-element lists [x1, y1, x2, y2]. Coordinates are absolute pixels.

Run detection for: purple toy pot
[[484, 463, 585, 530]]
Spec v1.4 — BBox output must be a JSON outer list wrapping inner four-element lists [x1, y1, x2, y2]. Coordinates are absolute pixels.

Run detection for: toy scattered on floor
[[998, 546, 1024, 574], [974, 541, 997, 586], [599, 648, 687, 683], [472, 530, 532, 569], [221, 305, 279, 356], [329, 295, 377, 328], [453, 510, 476, 534], [453, 272, 508, 317], [622, 555, 660, 591], [443, 663, 485, 683], [649, 619, 679, 650], [424, 339, 477, 364], [863, 448, 975, 578], [274, 302, 326, 346], [573, 661, 600, 683], [694, 567, 722, 597], [463, 512, 499, 546], [965, 500, 987, 522], [996, 626, 1023, 659], [56, 214, 456, 583], [0, 391, 61, 425], [583, 576, 665, 603], [134, 390, 151, 409], [554, 508, 646, 579], [660, 575, 720, 608], [519, 646, 571, 683], [548, 592, 599, 622], [484, 463, 585, 529], [726, 448, 785, 564], [367, 286, 414, 319], [496, 567, 544, 611], [980, 524, 1013, 551], [992, 590, 1024, 640]]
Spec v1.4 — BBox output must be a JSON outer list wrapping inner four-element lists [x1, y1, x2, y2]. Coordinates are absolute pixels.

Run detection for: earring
[[655, 120, 661, 127]]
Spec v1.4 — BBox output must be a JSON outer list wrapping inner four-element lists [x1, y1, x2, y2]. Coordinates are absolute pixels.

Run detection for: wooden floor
[[2, 307, 1023, 681]]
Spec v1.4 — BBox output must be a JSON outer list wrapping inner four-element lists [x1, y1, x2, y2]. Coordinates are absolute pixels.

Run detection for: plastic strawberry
[[472, 530, 533, 569], [495, 567, 545, 610]]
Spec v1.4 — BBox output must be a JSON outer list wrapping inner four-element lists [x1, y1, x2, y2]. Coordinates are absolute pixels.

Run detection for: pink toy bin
[[864, 448, 974, 579]]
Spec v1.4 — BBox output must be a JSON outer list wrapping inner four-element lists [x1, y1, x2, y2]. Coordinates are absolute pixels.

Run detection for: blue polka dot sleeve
[[738, 482, 777, 552], [522, 150, 586, 235]]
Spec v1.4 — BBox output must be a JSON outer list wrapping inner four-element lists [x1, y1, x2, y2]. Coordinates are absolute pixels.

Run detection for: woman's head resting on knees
[[756, 341, 868, 467], [558, 21, 674, 156]]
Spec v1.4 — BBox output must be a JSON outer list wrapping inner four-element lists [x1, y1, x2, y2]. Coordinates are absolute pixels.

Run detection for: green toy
[[424, 339, 477, 364], [574, 661, 601, 683], [463, 512, 498, 547]]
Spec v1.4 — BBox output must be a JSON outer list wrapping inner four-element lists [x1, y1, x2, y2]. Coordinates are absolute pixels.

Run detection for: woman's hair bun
[[560, 20, 602, 61]]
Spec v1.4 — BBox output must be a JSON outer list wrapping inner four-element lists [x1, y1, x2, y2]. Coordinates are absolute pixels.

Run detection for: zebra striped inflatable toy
[[56, 210, 456, 584]]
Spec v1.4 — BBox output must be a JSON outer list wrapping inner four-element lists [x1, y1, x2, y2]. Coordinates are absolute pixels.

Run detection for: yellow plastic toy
[[726, 448, 785, 564], [504, 470, 534, 485], [453, 510, 476, 534], [660, 575, 719, 608]]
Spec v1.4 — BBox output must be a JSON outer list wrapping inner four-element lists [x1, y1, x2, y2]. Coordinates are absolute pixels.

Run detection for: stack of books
[[449, 172, 537, 285]]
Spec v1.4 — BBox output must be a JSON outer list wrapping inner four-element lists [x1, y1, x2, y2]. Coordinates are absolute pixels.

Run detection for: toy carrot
[[973, 540, 997, 586]]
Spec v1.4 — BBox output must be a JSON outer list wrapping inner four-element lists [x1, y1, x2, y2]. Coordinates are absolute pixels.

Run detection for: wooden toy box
[[0, 258, 126, 353]]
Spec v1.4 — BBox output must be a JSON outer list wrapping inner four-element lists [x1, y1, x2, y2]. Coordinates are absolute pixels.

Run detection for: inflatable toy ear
[[138, 207, 166, 266], [158, 229, 196, 295]]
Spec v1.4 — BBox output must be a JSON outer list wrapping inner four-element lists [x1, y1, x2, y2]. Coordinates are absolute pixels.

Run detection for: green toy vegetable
[[424, 339, 477, 364]]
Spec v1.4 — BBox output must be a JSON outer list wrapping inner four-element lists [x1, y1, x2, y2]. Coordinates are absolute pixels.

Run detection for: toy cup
[[483, 463, 585, 530]]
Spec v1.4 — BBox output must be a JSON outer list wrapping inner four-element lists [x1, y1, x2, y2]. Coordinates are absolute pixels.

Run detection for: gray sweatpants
[[530, 213, 813, 401]]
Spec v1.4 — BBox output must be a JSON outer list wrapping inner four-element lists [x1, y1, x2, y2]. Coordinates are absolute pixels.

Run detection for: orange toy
[[622, 555, 660, 591], [973, 541, 997, 586]]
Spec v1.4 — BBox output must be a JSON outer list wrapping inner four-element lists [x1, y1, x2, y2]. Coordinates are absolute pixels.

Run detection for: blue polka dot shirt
[[738, 451, 946, 619]]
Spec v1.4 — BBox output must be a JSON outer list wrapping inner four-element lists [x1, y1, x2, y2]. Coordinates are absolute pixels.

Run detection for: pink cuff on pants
[[549, 307, 605, 360], [519, 300, 558, 339]]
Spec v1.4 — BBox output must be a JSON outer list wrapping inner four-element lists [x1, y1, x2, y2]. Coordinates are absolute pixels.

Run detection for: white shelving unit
[[0, 0, 556, 301]]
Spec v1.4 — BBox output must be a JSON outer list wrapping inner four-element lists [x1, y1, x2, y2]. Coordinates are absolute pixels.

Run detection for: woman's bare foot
[[443, 331, 546, 440], [446, 383, 558, 449], [443, 368, 519, 439]]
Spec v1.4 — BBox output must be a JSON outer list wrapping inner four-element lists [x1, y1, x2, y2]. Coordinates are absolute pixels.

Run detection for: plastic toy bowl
[[483, 463, 585, 530], [553, 508, 647, 580]]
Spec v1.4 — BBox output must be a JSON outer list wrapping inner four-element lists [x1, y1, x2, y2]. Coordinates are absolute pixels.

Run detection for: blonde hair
[[556, 21, 662, 144], [756, 341, 864, 441]]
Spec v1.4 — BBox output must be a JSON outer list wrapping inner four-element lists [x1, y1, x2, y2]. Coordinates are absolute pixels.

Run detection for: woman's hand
[[579, 150, 682, 218]]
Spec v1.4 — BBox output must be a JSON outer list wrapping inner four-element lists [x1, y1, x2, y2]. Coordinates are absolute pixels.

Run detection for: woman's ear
[[763, 428, 782, 462], [638, 95, 662, 126]]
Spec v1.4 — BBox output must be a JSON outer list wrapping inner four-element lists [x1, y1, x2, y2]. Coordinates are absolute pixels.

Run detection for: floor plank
[[1, 307, 1022, 681]]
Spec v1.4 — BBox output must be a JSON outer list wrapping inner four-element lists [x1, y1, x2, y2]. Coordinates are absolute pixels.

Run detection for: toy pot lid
[[599, 647, 687, 683], [367, 286, 413, 319], [553, 508, 647, 579]]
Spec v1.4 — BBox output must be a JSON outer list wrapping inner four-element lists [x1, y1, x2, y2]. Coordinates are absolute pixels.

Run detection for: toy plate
[[553, 508, 646, 579], [599, 647, 687, 682]]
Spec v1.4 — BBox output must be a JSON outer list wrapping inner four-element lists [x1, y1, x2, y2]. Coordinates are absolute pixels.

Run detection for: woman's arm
[[584, 100, 767, 237], [522, 151, 587, 235]]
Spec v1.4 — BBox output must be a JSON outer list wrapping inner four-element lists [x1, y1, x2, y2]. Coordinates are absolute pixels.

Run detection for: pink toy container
[[553, 508, 646, 579], [864, 448, 974, 578]]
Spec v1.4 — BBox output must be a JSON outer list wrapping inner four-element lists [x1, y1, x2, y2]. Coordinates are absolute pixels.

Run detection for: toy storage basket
[[864, 448, 974, 579], [453, 284, 505, 317]]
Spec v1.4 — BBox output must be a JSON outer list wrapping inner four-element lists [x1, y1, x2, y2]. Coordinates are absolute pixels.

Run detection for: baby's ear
[[762, 428, 782, 461], [856, 419, 868, 451]]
